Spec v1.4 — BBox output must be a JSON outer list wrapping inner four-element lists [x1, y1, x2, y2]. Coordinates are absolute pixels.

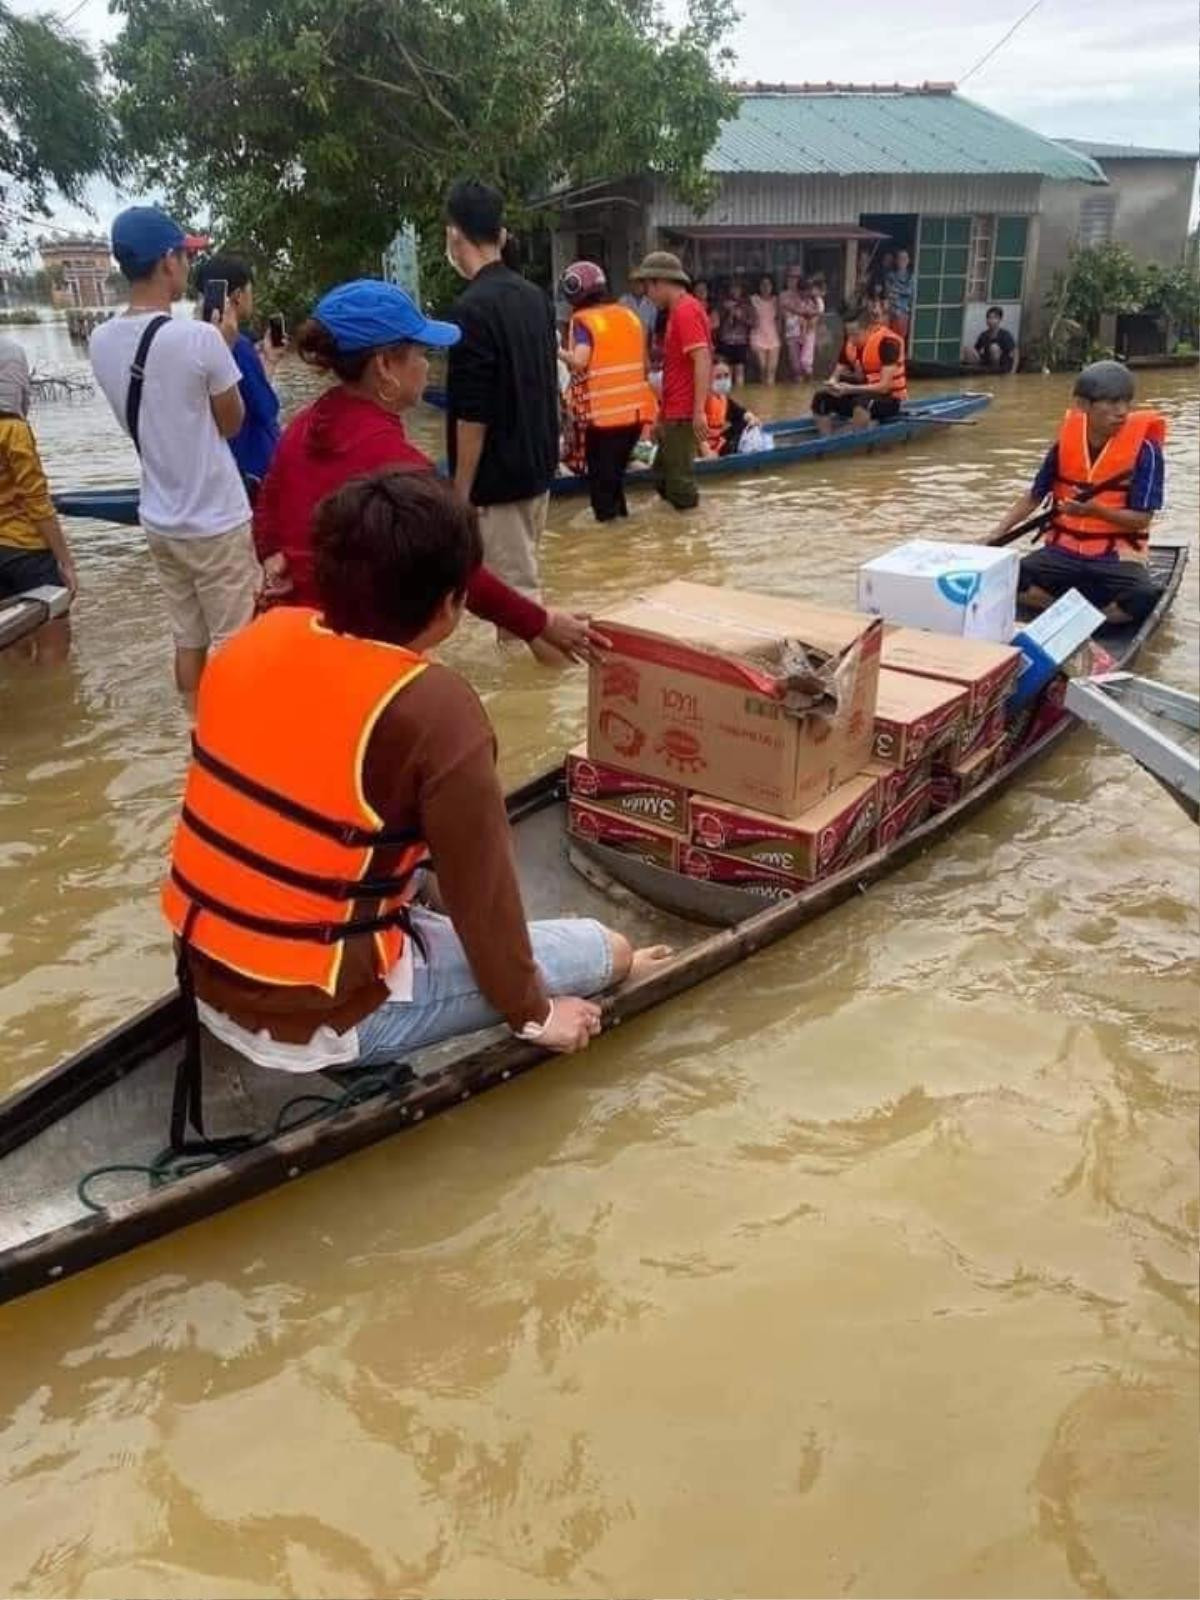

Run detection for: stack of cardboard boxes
[[566, 554, 1103, 905]]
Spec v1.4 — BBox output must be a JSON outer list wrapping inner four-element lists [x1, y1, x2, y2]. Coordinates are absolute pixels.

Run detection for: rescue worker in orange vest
[[163, 471, 671, 1091], [812, 297, 905, 435], [560, 260, 656, 522], [991, 362, 1166, 625], [701, 359, 760, 457]]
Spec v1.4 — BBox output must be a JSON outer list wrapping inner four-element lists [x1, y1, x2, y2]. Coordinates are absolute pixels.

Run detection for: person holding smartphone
[[193, 255, 282, 499]]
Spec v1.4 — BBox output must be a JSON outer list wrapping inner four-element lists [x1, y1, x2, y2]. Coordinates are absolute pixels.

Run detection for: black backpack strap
[[125, 314, 172, 453]]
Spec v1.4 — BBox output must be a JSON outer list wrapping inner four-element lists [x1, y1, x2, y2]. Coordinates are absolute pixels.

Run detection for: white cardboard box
[[857, 540, 1020, 642]]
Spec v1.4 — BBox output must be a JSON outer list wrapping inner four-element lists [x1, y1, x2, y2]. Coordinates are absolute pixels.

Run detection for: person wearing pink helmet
[[559, 260, 656, 522]]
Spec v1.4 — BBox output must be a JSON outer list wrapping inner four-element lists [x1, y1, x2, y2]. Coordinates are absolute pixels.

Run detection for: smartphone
[[267, 312, 286, 348], [201, 278, 228, 324]]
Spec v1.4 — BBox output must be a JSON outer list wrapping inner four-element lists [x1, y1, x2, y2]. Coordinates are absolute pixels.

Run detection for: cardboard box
[[588, 580, 882, 818], [865, 755, 933, 815], [952, 703, 1007, 764], [931, 738, 1006, 810], [872, 667, 968, 768], [565, 744, 688, 835], [680, 845, 804, 904], [877, 779, 934, 849], [881, 628, 1023, 720], [858, 540, 1020, 641], [567, 800, 680, 870], [1010, 589, 1106, 708], [689, 773, 880, 883]]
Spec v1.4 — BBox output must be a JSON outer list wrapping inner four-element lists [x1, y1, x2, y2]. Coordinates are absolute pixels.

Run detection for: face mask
[[712, 377, 732, 396]]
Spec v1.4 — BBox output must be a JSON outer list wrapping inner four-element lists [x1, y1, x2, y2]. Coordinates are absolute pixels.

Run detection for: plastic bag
[[738, 423, 774, 454]]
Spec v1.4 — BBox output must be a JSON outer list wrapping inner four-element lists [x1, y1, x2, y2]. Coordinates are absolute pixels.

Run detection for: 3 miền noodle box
[[588, 581, 882, 819], [688, 774, 880, 882], [565, 744, 689, 836], [880, 628, 1023, 720], [872, 668, 968, 769], [566, 801, 680, 871]]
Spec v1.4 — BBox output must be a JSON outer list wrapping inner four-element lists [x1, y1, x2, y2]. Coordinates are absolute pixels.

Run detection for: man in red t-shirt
[[635, 251, 712, 510]]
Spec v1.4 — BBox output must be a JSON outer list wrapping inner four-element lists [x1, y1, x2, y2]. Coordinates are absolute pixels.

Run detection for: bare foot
[[628, 943, 675, 982]]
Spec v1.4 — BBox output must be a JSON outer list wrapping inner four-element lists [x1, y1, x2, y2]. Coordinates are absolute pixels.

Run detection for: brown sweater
[[188, 661, 549, 1039]]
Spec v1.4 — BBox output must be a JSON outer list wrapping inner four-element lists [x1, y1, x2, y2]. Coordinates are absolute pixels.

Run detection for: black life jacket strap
[[171, 867, 420, 945], [190, 736, 421, 849], [1047, 466, 1148, 553], [180, 804, 423, 900]]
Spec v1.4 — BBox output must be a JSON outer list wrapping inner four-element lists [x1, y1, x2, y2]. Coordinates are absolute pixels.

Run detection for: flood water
[[0, 319, 1197, 1598]]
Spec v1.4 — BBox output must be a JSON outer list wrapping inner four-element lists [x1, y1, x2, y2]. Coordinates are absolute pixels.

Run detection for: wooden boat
[[49, 393, 992, 527], [0, 539, 1186, 1307], [0, 585, 70, 653]]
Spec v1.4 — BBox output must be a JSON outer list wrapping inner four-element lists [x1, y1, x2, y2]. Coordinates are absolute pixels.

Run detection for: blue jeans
[[354, 909, 614, 1065]]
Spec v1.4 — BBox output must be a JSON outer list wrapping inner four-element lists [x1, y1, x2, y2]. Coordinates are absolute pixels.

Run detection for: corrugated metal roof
[[1059, 137, 1199, 162], [707, 92, 1106, 182]]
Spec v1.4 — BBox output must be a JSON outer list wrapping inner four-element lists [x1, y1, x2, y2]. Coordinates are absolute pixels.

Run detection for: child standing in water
[[750, 274, 781, 385]]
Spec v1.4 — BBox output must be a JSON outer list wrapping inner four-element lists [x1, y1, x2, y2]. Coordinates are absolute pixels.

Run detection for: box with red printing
[[680, 845, 803, 904], [930, 738, 1006, 810], [588, 580, 882, 819], [567, 800, 680, 870], [864, 755, 932, 815], [688, 773, 880, 883], [881, 629, 1022, 719], [952, 703, 1007, 764], [872, 668, 968, 768], [876, 779, 934, 849], [565, 744, 688, 835]]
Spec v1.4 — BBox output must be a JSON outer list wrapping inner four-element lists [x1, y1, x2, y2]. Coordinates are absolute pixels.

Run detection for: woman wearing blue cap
[[254, 280, 599, 661]]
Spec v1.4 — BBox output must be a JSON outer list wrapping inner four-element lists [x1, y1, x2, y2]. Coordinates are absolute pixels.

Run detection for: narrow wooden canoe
[[0, 541, 1186, 1307], [49, 392, 992, 527], [0, 585, 70, 653]]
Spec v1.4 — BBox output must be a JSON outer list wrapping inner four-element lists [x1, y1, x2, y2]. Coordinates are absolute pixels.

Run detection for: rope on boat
[[75, 1069, 400, 1212]]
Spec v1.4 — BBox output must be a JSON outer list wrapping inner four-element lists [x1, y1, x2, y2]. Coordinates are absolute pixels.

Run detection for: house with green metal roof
[[552, 84, 1113, 368]]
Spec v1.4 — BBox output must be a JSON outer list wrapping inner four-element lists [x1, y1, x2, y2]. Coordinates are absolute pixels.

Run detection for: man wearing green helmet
[[990, 361, 1166, 625]]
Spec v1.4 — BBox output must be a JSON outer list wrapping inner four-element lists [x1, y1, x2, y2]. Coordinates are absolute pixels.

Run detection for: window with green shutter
[[911, 215, 971, 365], [990, 217, 1028, 302]]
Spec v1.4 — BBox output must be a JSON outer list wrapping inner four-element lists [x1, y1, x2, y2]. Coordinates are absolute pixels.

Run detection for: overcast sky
[[6, 0, 1197, 240]]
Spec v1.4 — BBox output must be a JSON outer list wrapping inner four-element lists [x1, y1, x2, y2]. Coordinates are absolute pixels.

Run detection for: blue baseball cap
[[313, 279, 461, 352], [111, 205, 188, 272]]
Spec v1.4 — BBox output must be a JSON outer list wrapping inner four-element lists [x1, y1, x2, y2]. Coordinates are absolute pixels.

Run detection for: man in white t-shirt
[[91, 206, 260, 695]]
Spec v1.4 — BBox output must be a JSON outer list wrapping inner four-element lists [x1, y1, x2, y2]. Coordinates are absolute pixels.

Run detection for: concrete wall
[[1027, 158, 1197, 340]]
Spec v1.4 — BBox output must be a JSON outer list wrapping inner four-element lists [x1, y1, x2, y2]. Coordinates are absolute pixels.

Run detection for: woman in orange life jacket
[[811, 294, 906, 436], [990, 361, 1166, 626], [559, 260, 656, 522], [165, 470, 674, 1077], [701, 359, 760, 457]]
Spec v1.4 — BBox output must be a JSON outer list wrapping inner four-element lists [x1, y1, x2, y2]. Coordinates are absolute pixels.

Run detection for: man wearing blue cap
[[91, 205, 259, 696]]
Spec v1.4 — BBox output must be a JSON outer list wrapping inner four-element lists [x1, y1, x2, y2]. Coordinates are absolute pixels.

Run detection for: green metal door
[[912, 216, 970, 365]]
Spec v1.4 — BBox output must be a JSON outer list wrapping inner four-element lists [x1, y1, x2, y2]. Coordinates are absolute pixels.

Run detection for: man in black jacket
[[445, 180, 563, 654]]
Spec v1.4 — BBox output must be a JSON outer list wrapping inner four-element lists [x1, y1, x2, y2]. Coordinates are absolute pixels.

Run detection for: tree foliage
[[0, 4, 115, 233], [107, 0, 738, 309], [1040, 242, 1200, 368]]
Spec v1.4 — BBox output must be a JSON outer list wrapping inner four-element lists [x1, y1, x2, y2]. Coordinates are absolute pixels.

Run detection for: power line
[[959, 0, 1047, 86]]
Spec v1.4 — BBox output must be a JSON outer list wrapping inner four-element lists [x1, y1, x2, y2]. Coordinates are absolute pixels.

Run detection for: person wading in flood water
[[991, 360, 1166, 624], [252, 279, 603, 664], [90, 206, 259, 699], [559, 259, 656, 524], [0, 336, 78, 663], [164, 472, 671, 1075]]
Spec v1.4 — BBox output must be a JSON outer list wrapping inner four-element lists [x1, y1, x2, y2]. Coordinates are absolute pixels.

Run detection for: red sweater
[[253, 387, 547, 639]]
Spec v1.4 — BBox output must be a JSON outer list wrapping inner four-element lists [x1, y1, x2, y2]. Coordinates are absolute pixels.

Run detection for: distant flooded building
[[38, 234, 112, 310], [551, 84, 1124, 364]]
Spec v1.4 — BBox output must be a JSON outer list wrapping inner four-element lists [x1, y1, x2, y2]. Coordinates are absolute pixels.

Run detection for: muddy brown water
[[0, 320, 1196, 1598]]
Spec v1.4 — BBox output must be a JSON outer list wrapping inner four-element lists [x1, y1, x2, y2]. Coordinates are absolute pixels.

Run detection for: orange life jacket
[[162, 607, 430, 996], [859, 323, 908, 399], [704, 391, 729, 453], [1045, 408, 1166, 561], [570, 304, 655, 429]]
